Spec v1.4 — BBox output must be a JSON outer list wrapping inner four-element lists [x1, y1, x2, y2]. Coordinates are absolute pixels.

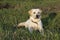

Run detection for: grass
[[0, 0, 60, 40]]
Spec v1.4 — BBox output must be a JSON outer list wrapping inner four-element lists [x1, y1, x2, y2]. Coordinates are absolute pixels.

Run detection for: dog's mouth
[[36, 15, 40, 18]]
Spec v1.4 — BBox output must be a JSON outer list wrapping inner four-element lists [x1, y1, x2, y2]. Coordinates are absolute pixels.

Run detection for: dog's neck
[[30, 17, 40, 23]]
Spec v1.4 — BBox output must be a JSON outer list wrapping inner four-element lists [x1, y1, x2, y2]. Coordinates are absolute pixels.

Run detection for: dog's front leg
[[28, 27, 33, 33], [38, 21, 44, 35], [38, 26, 44, 35], [17, 22, 25, 27]]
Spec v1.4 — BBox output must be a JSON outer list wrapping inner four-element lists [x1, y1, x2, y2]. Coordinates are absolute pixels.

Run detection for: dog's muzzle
[[36, 15, 40, 18]]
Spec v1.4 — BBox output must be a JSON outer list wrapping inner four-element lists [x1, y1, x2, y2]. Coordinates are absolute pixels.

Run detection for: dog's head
[[28, 9, 42, 19]]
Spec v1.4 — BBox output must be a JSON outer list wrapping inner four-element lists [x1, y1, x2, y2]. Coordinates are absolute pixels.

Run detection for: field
[[0, 0, 60, 40]]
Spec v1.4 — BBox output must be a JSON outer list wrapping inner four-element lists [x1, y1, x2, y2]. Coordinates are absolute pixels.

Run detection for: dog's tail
[[17, 22, 25, 27]]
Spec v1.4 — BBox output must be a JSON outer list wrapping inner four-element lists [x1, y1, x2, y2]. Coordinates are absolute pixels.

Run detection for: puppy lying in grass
[[17, 9, 44, 35]]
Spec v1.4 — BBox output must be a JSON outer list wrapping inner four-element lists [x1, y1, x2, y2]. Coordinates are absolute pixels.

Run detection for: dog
[[17, 9, 44, 34]]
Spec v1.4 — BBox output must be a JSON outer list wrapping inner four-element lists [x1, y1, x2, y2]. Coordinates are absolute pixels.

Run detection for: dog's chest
[[25, 20, 42, 30], [31, 21, 38, 27], [27, 20, 40, 30]]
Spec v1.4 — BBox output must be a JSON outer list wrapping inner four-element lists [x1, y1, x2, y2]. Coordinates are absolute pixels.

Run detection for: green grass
[[0, 0, 60, 40]]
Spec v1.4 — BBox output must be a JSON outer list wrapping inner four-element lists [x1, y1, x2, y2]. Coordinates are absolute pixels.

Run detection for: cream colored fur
[[17, 9, 44, 34]]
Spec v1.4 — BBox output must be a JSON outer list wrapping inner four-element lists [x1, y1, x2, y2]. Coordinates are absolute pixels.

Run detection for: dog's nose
[[36, 15, 40, 18]]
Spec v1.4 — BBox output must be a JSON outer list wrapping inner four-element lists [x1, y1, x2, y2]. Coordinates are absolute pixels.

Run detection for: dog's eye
[[33, 12, 35, 14]]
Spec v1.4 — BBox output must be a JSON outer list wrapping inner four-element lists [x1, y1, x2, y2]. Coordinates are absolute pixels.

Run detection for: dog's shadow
[[42, 12, 57, 28]]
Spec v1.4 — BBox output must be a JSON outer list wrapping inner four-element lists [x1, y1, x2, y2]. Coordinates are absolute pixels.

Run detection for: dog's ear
[[28, 9, 32, 15]]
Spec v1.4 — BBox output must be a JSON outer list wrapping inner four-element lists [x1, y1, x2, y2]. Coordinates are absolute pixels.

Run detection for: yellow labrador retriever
[[17, 9, 44, 34]]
